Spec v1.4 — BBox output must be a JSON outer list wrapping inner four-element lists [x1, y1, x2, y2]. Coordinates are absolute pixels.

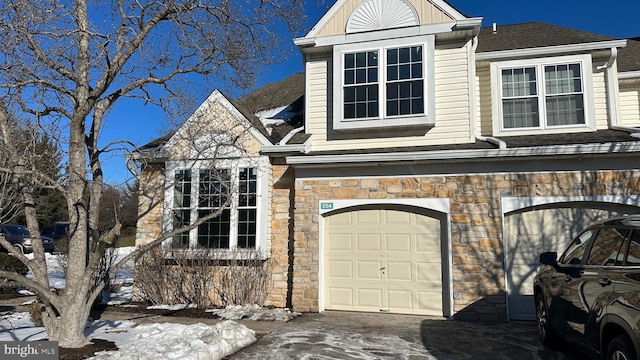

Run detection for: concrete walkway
[[227, 311, 582, 360]]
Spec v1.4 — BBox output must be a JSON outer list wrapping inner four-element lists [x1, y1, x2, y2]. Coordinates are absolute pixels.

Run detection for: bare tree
[[0, 0, 305, 348]]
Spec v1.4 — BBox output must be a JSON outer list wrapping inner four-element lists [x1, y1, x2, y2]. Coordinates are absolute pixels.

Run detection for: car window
[[560, 229, 594, 265], [585, 227, 628, 266], [625, 230, 640, 266]]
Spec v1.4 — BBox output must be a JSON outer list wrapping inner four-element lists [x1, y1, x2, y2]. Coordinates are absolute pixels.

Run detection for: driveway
[[228, 311, 582, 360]]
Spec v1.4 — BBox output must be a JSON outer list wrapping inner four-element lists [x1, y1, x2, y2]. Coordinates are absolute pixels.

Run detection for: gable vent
[[346, 0, 420, 34]]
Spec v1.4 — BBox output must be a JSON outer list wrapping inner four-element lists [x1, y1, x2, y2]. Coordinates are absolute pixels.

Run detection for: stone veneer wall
[[288, 170, 640, 320], [265, 163, 296, 308], [135, 164, 165, 246]]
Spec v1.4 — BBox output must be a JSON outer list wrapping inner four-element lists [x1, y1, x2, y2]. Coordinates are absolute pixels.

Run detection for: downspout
[[605, 46, 640, 137], [469, 36, 507, 149], [279, 126, 304, 145]]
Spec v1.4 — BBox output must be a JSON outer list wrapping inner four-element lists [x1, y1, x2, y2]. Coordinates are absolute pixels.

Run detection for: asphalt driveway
[[228, 311, 582, 360]]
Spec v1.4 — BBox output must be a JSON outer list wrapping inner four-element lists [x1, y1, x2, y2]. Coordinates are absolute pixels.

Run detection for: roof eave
[[286, 142, 640, 168], [476, 39, 628, 61]]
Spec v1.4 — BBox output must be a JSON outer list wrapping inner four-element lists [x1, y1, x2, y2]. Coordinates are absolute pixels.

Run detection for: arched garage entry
[[502, 197, 640, 320], [319, 200, 451, 317]]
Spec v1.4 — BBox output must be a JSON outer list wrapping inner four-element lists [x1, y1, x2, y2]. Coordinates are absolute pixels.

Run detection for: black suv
[[534, 215, 640, 360]]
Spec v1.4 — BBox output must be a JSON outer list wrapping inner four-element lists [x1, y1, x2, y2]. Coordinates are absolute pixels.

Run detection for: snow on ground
[[1, 247, 297, 359], [208, 304, 301, 322], [23, 247, 136, 291], [0, 313, 256, 360]]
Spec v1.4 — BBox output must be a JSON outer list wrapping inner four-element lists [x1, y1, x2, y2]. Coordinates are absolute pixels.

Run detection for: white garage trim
[[500, 195, 640, 321], [318, 198, 452, 317]]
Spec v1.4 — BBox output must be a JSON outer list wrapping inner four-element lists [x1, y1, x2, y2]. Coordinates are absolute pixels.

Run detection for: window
[[333, 36, 435, 131], [585, 228, 628, 266], [491, 55, 595, 136], [560, 229, 594, 265], [165, 158, 267, 254], [625, 230, 640, 266]]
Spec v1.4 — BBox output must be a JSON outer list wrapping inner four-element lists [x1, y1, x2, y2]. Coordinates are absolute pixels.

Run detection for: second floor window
[[491, 54, 595, 136], [333, 35, 435, 131]]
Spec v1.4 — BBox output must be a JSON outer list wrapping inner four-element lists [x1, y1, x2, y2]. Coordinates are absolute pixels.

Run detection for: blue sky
[[102, 0, 640, 185]]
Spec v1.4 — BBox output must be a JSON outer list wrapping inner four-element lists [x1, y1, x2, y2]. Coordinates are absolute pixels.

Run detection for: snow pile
[[89, 321, 256, 360], [146, 304, 197, 311], [208, 304, 301, 322]]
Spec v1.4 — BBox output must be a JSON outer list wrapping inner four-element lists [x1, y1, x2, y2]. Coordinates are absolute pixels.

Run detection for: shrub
[[0, 253, 29, 291], [28, 301, 43, 327]]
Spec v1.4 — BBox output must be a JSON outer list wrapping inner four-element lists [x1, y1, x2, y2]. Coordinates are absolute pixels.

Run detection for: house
[[134, 0, 640, 322]]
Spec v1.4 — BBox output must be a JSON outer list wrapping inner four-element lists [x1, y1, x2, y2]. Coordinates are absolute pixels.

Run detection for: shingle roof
[[477, 22, 616, 53], [296, 130, 640, 157], [619, 37, 640, 73]]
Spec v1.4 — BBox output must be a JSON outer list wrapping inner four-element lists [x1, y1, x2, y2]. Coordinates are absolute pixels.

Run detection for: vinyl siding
[[592, 59, 609, 130], [619, 84, 640, 126], [316, 0, 454, 37], [307, 43, 472, 152], [476, 64, 492, 136]]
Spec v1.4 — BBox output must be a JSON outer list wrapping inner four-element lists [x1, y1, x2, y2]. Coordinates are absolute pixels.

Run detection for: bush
[[28, 301, 43, 327], [0, 253, 29, 290], [134, 247, 272, 309]]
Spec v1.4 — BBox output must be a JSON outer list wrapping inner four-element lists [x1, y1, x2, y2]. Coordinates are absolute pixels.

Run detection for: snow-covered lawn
[[0, 247, 299, 359]]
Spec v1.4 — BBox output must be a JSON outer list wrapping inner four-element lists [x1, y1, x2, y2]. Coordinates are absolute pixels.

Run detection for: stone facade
[[287, 169, 640, 320]]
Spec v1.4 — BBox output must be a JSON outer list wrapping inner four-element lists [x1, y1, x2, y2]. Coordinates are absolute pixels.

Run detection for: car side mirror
[[539, 252, 558, 267]]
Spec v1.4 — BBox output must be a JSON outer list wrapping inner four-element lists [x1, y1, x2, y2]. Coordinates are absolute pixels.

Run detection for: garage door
[[504, 205, 628, 320], [324, 208, 443, 315]]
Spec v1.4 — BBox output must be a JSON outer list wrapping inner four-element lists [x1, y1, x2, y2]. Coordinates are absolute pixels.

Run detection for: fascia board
[[476, 40, 628, 61], [286, 142, 640, 167], [619, 71, 640, 80], [307, 22, 458, 49], [304, 0, 468, 39]]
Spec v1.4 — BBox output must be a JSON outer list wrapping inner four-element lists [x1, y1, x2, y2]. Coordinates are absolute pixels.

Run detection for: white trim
[[490, 54, 596, 137], [286, 142, 640, 167], [619, 71, 640, 80], [303, 0, 467, 39], [161, 90, 272, 153], [332, 35, 435, 131], [317, 198, 453, 317], [476, 40, 627, 62], [500, 195, 640, 214]]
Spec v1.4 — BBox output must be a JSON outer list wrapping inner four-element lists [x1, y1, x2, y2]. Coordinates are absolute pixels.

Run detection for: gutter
[[476, 40, 628, 61], [619, 71, 640, 80], [469, 36, 507, 149], [286, 142, 640, 167]]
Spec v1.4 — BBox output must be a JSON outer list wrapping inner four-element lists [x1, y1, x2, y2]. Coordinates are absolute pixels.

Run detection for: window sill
[[163, 247, 269, 261], [334, 115, 435, 132], [492, 124, 596, 137]]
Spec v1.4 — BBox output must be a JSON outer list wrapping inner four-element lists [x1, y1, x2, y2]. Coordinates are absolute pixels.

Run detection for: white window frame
[[490, 54, 596, 136], [332, 35, 436, 131], [163, 157, 270, 258]]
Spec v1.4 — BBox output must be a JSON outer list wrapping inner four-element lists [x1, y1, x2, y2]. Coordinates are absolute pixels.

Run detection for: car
[[41, 221, 70, 242], [533, 215, 640, 360], [0, 224, 56, 253]]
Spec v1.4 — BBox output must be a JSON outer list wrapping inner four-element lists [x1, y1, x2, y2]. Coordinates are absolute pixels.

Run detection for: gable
[[162, 90, 271, 161], [312, 0, 461, 38]]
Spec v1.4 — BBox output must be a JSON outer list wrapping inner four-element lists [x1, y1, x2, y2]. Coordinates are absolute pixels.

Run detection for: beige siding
[[306, 57, 330, 142], [592, 59, 609, 130], [316, 0, 454, 37], [167, 101, 262, 161], [620, 84, 640, 126], [476, 64, 492, 136], [308, 44, 472, 152]]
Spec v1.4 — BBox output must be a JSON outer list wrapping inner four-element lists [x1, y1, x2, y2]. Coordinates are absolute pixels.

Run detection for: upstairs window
[[491, 54, 595, 136], [333, 36, 435, 131]]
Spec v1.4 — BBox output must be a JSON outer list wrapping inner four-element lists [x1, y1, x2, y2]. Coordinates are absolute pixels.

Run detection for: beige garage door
[[505, 206, 628, 320], [324, 208, 442, 315]]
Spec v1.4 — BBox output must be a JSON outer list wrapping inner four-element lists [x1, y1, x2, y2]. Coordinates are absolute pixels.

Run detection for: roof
[[618, 37, 640, 73], [138, 73, 305, 152], [293, 130, 640, 157], [477, 22, 616, 53]]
